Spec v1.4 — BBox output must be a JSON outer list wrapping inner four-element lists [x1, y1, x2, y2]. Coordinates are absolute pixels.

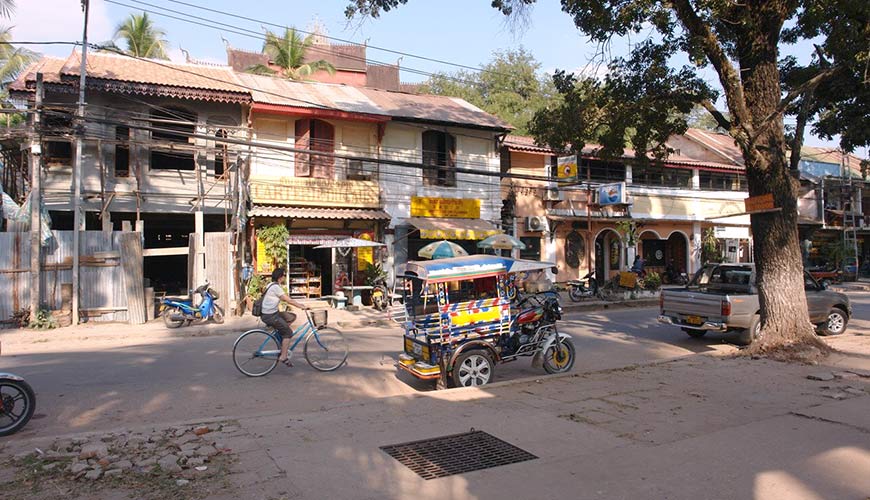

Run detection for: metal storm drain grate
[[380, 429, 537, 480]]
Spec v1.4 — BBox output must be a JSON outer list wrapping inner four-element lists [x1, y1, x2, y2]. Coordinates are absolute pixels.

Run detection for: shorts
[[262, 311, 297, 339]]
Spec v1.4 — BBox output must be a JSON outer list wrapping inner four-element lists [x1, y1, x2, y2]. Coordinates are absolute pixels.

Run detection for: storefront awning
[[405, 217, 501, 240], [251, 206, 391, 220]]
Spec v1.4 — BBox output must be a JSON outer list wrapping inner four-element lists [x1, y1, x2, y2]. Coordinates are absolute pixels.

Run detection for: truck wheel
[[681, 328, 706, 338], [819, 308, 848, 336], [736, 315, 761, 346]]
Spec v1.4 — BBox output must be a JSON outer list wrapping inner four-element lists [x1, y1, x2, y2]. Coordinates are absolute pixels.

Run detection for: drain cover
[[380, 430, 537, 479]]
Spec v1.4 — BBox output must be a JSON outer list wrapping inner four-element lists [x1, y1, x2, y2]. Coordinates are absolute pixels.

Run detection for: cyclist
[[262, 268, 309, 366]]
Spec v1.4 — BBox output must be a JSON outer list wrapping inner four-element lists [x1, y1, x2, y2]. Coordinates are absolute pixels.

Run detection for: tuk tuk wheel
[[451, 351, 494, 387], [542, 338, 576, 374]]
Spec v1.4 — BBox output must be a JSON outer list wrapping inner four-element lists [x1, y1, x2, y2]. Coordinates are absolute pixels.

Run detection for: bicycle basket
[[310, 309, 328, 328]]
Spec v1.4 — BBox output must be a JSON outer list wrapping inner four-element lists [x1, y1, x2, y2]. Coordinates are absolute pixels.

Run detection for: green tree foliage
[[344, 0, 869, 354], [0, 0, 37, 114], [257, 224, 290, 269], [418, 48, 559, 135], [246, 28, 336, 81], [113, 12, 170, 59]]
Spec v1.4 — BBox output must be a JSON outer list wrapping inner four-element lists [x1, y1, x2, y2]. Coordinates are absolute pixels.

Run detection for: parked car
[[658, 264, 851, 345]]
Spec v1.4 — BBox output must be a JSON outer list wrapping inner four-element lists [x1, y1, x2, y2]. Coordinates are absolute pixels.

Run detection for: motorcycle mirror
[[551, 267, 559, 275]]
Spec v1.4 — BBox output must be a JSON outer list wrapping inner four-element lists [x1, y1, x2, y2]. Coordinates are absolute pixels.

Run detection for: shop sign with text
[[410, 197, 481, 219]]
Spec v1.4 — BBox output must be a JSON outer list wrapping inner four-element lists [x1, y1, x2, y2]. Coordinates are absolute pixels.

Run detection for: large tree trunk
[[737, 3, 828, 355]]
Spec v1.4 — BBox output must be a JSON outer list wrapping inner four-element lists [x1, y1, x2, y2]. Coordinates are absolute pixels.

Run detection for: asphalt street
[[2, 292, 868, 439]]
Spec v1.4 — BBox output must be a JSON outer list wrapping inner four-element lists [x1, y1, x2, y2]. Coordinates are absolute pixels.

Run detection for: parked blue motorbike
[[160, 282, 224, 328]]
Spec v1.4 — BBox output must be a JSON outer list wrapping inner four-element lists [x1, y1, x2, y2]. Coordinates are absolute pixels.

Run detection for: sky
[[10, 0, 865, 157]]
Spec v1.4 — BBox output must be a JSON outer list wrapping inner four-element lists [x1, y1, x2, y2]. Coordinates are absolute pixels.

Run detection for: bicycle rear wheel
[[233, 329, 280, 377], [304, 327, 349, 372]]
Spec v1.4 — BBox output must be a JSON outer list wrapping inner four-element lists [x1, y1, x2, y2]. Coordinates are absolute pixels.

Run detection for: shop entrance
[[595, 229, 622, 280]]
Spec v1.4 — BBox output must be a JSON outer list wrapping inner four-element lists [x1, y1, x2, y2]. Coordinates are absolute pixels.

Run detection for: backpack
[[251, 283, 276, 317]]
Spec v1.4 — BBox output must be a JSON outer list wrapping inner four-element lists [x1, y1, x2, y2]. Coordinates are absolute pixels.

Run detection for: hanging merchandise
[[0, 181, 20, 219]]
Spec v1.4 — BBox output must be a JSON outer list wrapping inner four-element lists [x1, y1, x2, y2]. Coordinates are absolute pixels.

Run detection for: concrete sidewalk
[[216, 341, 870, 500], [3, 335, 868, 499]]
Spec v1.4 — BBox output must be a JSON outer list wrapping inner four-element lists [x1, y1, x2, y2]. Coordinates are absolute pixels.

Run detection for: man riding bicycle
[[262, 268, 309, 366]]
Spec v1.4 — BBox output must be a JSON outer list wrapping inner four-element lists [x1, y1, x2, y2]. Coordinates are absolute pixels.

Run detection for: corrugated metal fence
[[0, 230, 139, 323]]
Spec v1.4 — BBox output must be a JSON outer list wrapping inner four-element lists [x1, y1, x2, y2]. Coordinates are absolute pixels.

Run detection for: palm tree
[[247, 28, 336, 81], [0, 26, 35, 86], [113, 12, 169, 59]]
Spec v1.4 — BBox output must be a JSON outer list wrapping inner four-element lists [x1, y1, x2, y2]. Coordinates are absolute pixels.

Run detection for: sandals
[[278, 357, 293, 368]]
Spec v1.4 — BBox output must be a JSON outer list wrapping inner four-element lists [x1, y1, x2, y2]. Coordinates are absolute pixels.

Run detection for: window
[[214, 129, 227, 179], [642, 239, 666, 266], [520, 236, 542, 261], [422, 130, 456, 187], [114, 126, 130, 177], [632, 164, 692, 188], [347, 159, 377, 181], [579, 158, 626, 183], [43, 110, 74, 165], [150, 107, 196, 171], [295, 118, 335, 179], [699, 171, 747, 191]]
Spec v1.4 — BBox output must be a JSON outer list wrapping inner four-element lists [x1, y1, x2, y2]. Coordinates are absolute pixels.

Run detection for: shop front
[[250, 206, 390, 297], [393, 196, 502, 267]]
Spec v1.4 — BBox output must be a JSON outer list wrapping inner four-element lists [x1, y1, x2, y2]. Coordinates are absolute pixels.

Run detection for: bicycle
[[232, 309, 349, 377]]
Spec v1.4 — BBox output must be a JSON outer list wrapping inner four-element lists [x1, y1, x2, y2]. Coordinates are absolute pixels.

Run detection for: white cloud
[[8, 0, 113, 57]]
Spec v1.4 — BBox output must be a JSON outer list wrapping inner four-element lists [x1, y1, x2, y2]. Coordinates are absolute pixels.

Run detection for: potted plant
[[244, 274, 265, 312]]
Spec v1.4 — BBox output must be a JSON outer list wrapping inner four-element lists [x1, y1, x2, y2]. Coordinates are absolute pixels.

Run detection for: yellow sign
[[410, 197, 481, 219], [256, 238, 271, 274], [419, 228, 500, 240], [357, 232, 374, 271], [744, 194, 775, 213], [557, 155, 577, 179], [250, 176, 380, 208]]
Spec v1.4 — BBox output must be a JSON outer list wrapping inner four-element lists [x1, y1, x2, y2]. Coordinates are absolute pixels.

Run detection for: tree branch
[[700, 99, 731, 130], [789, 92, 813, 172], [753, 65, 841, 143], [669, 0, 752, 142]]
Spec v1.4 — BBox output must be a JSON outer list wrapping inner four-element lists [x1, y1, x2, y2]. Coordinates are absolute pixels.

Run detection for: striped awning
[[251, 206, 391, 220]]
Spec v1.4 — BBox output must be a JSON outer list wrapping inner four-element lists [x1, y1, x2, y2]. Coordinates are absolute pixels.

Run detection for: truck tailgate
[[661, 289, 723, 321]]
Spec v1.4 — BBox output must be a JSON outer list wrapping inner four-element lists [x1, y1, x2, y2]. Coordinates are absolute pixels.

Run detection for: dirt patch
[[1, 422, 240, 500]]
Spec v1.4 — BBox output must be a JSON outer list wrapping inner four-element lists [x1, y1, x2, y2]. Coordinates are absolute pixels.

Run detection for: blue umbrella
[[417, 240, 469, 260]]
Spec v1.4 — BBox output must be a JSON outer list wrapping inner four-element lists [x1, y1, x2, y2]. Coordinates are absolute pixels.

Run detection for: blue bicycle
[[232, 309, 349, 376]]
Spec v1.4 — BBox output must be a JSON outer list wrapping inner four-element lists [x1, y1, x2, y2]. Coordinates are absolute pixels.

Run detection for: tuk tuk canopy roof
[[401, 255, 556, 282]]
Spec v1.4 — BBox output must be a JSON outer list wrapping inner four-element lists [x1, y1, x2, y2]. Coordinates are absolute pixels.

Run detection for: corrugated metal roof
[[236, 72, 384, 114], [8, 57, 69, 92], [250, 206, 391, 220], [682, 128, 745, 165], [358, 87, 512, 130], [504, 135, 556, 154]]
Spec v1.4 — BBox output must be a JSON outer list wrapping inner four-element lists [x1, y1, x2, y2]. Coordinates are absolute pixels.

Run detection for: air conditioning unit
[[526, 216, 548, 232], [544, 187, 563, 201]]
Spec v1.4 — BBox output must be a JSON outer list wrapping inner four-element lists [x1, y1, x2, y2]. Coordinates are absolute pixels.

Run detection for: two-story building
[[237, 72, 510, 293], [501, 130, 750, 282], [10, 51, 249, 302]]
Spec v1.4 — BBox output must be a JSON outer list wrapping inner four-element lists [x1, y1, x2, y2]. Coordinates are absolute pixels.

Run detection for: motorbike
[[161, 282, 224, 328], [664, 264, 689, 286], [370, 277, 391, 312], [0, 342, 36, 436], [567, 271, 598, 302]]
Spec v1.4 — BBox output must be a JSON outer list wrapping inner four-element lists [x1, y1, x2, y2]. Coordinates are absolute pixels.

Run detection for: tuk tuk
[[396, 255, 574, 388]]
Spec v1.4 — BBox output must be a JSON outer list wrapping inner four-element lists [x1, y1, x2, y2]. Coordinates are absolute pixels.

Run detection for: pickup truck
[[658, 263, 851, 344]]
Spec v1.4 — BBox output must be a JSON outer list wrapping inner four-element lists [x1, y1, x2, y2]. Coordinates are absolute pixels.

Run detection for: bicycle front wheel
[[304, 327, 349, 372], [233, 329, 280, 377]]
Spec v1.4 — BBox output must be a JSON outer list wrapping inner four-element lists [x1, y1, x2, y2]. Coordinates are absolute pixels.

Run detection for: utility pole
[[72, 0, 90, 325], [29, 74, 44, 323]]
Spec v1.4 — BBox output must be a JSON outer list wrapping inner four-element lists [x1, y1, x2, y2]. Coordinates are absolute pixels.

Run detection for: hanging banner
[[356, 231, 374, 271], [557, 156, 578, 179]]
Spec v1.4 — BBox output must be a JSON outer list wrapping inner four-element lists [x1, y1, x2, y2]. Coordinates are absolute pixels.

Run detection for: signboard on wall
[[597, 182, 626, 206], [744, 193, 775, 213], [714, 226, 750, 239], [557, 155, 578, 179], [256, 238, 271, 273], [410, 197, 481, 219]]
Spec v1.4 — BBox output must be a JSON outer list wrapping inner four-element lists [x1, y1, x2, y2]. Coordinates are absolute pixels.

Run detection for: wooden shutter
[[295, 119, 311, 177], [445, 133, 456, 186], [311, 119, 335, 179], [422, 130, 439, 185]]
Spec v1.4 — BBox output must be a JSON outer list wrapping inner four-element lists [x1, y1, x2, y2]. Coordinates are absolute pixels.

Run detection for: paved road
[[3, 292, 868, 439]]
